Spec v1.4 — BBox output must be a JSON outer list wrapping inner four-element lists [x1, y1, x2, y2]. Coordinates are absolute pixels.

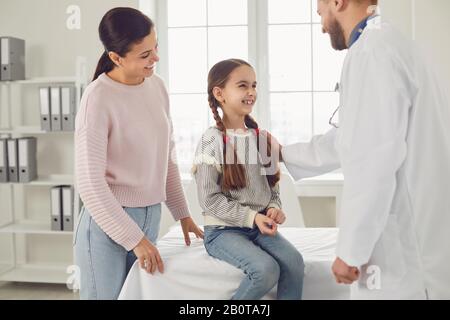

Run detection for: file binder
[[0, 37, 25, 81], [50, 87, 62, 131], [6, 139, 18, 182], [51, 186, 62, 231], [0, 138, 8, 182], [61, 86, 76, 131], [39, 87, 51, 131], [62, 186, 74, 231], [18, 137, 37, 183]]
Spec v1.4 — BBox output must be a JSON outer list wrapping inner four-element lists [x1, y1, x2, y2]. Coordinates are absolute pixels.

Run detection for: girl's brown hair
[[207, 59, 280, 192]]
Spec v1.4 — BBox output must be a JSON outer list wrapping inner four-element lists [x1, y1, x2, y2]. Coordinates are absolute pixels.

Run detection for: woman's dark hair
[[207, 59, 281, 191], [93, 7, 154, 81]]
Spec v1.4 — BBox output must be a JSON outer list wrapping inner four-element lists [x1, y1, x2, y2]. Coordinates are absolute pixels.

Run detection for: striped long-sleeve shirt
[[75, 73, 190, 251], [192, 127, 281, 228]]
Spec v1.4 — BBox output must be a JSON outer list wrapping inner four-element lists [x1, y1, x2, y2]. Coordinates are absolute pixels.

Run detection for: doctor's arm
[[335, 50, 413, 270], [281, 128, 341, 181]]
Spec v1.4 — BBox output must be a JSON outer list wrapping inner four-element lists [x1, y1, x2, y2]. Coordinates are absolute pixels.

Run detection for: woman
[[74, 7, 203, 300]]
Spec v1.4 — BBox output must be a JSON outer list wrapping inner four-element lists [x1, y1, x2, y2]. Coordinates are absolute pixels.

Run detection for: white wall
[[0, 0, 141, 78], [414, 0, 450, 89], [379, 0, 414, 38], [380, 0, 450, 90]]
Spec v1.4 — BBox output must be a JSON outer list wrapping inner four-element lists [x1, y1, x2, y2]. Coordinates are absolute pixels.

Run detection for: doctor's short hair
[[321, 0, 378, 4], [357, 0, 378, 4]]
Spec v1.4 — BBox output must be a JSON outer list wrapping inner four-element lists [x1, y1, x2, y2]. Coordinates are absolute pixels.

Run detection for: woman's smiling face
[[119, 28, 160, 79]]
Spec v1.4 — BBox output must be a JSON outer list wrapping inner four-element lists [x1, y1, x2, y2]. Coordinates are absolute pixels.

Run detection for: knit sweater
[[192, 127, 282, 227], [75, 73, 190, 251]]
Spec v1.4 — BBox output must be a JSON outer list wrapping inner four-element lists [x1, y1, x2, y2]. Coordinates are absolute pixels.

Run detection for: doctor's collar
[[348, 14, 379, 48]]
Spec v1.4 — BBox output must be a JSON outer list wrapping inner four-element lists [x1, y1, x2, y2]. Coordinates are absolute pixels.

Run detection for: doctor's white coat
[[282, 17, 450, 299]]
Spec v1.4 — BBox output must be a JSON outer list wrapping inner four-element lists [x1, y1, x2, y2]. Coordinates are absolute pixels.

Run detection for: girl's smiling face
[[214, 65, 257, 118]]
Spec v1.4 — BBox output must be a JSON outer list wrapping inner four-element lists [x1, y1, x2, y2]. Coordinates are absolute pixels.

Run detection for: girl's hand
[[133, 237, 164, 274], [266, 208, 286, 225], [180, 216, 204, 246], [254, 213, 277, 236]]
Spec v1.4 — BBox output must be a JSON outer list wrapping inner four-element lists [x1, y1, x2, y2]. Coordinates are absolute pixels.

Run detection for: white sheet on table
[[118, 227, 350, 300]]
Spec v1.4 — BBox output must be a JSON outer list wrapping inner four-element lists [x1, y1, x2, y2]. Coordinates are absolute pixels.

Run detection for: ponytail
[[93, 7, 155, 82], [92, 51, 115, 81], [209, 103, 247, 192]]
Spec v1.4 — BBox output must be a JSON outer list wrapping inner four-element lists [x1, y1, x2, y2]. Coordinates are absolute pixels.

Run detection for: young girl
[[192, 59, 304, 300], [74, 7, 203, 300]]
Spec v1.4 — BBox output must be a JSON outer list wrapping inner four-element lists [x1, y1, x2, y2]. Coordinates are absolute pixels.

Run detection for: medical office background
[[0, 0, 449, 297]]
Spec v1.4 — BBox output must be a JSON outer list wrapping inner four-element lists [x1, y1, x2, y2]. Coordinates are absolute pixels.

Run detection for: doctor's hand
[[255, 213, 278, 236], [180, 216, 204, 246], [133, 237, 164, 275], [266, 208, 286, 225], [332, 257, 360, 284]]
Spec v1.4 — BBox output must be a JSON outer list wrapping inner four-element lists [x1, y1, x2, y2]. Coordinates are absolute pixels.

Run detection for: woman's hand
[[133, 236, 164, 274], [266, 208, 286, 225], [180, 216, 204, 246], [254, 213, 278, 236]]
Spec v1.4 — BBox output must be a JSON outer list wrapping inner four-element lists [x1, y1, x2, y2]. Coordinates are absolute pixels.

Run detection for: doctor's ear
[[213, 87, 225, 104], [108, 51, 123, 67], [334, 0, 348, 12]]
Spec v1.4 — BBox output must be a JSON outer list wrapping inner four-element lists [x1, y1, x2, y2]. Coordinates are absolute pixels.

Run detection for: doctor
[[281, 0, 450, 299]]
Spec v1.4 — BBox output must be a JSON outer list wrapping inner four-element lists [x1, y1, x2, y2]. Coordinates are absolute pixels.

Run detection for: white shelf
[[0, 264, 12, 275], [3, 174, 74, 186], [0, 127, 13, 134], [0, 77, 77, 85], [0, 221, 73, 235], [0, 264, 69, 284], [0, 126, 74, 135], [29, 174, 74, 186]]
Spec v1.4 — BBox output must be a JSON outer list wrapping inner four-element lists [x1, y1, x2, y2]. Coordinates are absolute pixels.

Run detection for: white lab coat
[[282, 17, 450, 299]]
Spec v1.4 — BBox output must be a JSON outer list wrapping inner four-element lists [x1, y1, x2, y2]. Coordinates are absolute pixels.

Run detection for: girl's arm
[[267, 183, 282, 210], [194, 161, 258, 228]]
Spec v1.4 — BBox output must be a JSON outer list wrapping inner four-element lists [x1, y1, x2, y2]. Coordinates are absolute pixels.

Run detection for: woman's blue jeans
[[73, 204, 161, 300]]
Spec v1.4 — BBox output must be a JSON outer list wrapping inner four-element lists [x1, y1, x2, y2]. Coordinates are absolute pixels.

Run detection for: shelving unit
[[0, 264, 68, 284], [0, 126, 75, 135], [0, 220, 74, 235], [0, 58, 87, 285]]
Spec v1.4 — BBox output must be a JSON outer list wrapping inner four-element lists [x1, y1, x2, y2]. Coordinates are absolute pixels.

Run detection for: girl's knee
[[283, 249, 305, 275], [252, 259, 280, 288], [295, 252, 305, 276]]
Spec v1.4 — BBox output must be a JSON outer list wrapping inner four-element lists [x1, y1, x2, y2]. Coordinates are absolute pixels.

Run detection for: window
[[267, 0, 346, 144], [143, 0, 345, 173]]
